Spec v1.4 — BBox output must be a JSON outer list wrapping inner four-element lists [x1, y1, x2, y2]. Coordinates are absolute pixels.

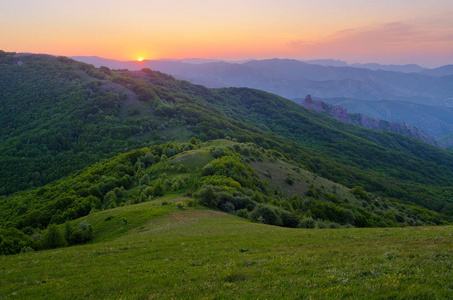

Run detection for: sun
[[137, 58, 144, 62]]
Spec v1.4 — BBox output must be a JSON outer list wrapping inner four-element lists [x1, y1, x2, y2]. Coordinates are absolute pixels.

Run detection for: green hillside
[[1, 52, 453, 298], [0, 139, 448, 255], [0, 53, 287, 195], [1, 201, 452, 299], [1, 52, 453, 232]]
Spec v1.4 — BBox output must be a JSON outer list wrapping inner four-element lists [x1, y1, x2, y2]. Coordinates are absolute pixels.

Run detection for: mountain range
[[0, 52, 453, 219], [71, 56, 453, 147]]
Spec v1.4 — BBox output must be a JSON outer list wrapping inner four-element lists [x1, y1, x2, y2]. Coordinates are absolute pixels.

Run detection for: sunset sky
[[1, 0, 453, 67]]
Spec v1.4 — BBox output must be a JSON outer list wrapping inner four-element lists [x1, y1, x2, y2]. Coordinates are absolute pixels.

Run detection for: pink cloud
[[288, 15, 453, 66]]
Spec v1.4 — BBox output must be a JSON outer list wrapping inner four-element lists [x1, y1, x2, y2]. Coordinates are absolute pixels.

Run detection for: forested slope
[[1, 51, 453, 221]]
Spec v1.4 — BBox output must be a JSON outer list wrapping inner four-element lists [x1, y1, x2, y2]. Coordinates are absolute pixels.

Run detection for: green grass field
[[1, 198, 452, 299]]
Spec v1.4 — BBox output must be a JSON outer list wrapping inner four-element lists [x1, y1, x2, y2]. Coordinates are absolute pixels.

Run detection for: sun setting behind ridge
[[138, 58, 143, 61]]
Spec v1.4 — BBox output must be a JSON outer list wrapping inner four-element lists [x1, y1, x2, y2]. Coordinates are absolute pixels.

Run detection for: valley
[[1, 51, 452, 299]]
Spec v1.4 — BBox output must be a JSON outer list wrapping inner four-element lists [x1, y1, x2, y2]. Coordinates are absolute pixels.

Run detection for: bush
[[316, 219, 342, 229], [351, 186, 369, 201], [64, 220, 94, 246], [20, 246, 34, 253], [285, 177, 294, 185], [298, 217, 316, 229], [0, 228, 32, 255], [277, 210, 300, 228], [248, 204, 282, 226], [236, 208, 249, 218], [222, 202, 235, 213], [197, 184, 219, 207], [187, 199, 198, 207], [41, 224, 66, 249]]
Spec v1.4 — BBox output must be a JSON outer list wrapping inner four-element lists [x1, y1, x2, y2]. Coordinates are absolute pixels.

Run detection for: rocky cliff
[[300, 95, 444, 148]]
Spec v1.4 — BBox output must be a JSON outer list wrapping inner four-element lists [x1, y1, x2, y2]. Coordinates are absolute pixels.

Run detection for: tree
[[197, 184, 219, 207], [41, 224, 66, 249], [153, 179, 164, 197], [248, 204, 282, 226]]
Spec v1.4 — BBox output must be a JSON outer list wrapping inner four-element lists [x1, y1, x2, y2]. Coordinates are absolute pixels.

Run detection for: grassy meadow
[[1, 198, 452, 299]]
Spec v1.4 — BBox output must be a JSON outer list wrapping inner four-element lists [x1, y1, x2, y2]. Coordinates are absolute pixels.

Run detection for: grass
[[251, 157, 355, 201], [1, 197, 452, 299]]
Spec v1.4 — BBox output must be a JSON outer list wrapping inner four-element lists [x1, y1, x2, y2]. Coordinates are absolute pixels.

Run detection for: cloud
[[287, 15, 453, 65], [288, 11, 453, 53]]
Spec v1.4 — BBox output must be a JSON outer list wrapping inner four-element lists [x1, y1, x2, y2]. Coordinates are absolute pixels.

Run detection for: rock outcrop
[[302, 95, 352, 124], [300, 95, 445, 148]]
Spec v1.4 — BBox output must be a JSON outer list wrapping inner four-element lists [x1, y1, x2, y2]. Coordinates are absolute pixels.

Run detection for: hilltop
[[1, 52, 453, 214], [1, 51, 453, 298]]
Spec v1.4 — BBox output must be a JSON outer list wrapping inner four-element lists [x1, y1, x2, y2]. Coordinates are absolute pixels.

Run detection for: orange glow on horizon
[[1, 1, 452, 68]]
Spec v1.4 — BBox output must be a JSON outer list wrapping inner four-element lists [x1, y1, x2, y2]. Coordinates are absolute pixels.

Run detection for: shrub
[[197, 184, 219, 207], [222, 202, 235, 213], [236, 208, 249, 218], [189, 137, 198, 145], [316, 219, 329, 229], [351, 186, 369, 201], [298, 217, 316, 229], [187, 199, 198, 207], [202, 164, 215, 176], [153, 180, 164, 197], [41, 224, 66, 249], [0, 228, 33, 255], [277, 210, 300, 228], [20, 246, 34, 253], [248, 204, 282, 226], [64, 220, 94, 246], [343, 209, 355, 225], [285, 177, 294, 185]]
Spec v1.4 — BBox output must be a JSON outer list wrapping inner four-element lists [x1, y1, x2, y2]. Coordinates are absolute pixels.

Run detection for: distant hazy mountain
[[70, 56, 453, 144], [71, 56, 453, 106], [302, 59, 349, 67], [70, 56, 132, 69], [157, 58, 256, 64], [349, 63, 425, 73], [420, 65, 453, 76]]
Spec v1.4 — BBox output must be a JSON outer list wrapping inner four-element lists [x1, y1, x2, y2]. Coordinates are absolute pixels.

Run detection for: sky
[[1, 0, 453, 67]]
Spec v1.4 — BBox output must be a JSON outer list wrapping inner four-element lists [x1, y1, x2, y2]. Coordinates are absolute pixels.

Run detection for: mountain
[[70, 55, 130, 69], [421, 65, 453, 76], [350, 63, 425, 73], [316, 97, 453, 146], [70, 55, 453, 142], [2, 52, 452, 299], [71, 56, 453, 107], [302, 59, 349, 67], [2, 51, 453, 236], [299, 95, 443, 148]]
